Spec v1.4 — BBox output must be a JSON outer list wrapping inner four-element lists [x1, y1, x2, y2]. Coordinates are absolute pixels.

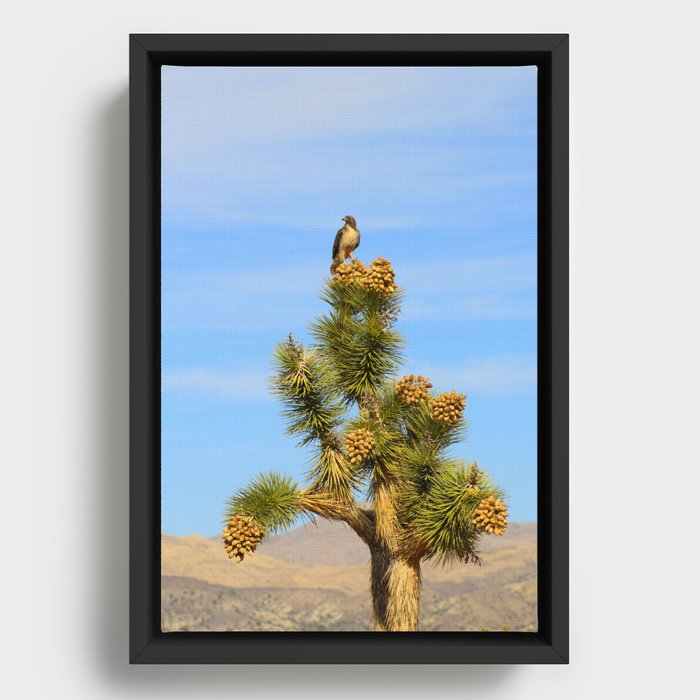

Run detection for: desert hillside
[[161, 520, 536, 632]]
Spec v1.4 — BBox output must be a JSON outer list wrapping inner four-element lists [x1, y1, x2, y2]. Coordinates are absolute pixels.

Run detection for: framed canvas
[[130, 33, 568, 664]]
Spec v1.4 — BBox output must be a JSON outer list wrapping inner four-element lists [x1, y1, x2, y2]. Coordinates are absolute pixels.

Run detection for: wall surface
[[7, 1, 699, 697]]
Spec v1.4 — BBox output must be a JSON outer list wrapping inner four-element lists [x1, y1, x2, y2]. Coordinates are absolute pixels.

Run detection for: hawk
[[330, 215, 361, 273]]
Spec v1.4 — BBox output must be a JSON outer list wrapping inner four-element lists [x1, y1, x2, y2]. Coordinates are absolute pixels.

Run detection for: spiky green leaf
[[224, 471, 302, 534], [311, 310, 403, 403], [307, 443, 359, 501], [272, 335, 344, 446], [409, 461, 505, 563]]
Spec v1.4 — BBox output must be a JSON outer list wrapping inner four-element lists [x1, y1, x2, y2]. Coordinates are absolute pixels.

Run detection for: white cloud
[[413, 355, 537, 395], [162, 66, 537, 148], [400, 255, 536, 294], [161, 252, 537, 330], [400, 255, 537, 321], [161, 66, 537, 228], [163, 264, 321, 299], [162, 368, 271, 399], [402, 296, 536, 322]]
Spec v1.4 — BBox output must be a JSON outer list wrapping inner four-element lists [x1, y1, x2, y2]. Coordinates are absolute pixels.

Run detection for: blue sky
[[161, 66, 538, 536]]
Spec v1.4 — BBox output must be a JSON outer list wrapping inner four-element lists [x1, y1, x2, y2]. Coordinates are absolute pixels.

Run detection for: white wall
[[7, 1, 699, 697]]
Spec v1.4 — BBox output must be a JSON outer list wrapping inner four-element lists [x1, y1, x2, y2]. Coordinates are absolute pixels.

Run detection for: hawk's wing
[[332, 227, 344, 260]]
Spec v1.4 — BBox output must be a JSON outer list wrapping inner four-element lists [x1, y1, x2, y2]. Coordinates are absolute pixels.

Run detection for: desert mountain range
[[162, 520, 537, 632]]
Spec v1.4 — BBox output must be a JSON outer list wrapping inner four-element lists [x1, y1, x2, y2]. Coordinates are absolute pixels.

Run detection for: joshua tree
[[222, 257, 508, 631]]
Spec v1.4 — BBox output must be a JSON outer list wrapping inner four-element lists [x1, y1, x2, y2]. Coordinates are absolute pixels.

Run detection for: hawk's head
[[343, 215, 357, 227]]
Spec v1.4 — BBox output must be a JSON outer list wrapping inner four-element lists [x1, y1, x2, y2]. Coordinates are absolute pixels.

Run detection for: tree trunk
[[372, 476, 422, 631], [370, 547, 391, 631], [386, 557, 421, 631]]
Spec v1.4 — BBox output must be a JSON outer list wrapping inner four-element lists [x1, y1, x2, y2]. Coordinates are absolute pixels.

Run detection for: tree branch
[[298, 490, 375, 547]]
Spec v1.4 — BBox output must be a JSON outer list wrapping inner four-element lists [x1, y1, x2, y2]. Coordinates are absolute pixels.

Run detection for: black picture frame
[[130, 33, 569, 664]]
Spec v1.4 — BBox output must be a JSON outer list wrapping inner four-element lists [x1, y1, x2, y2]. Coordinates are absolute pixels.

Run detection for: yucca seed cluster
[[430, 390, 467, 424], [331, 257, 398, 295], [331, 259, 368, 287], [346, 427, 375, 465], [396, 374, 432, 406], [472, 496, 508, 536], [222, 514, 264, 563], [364, 257, 397, 294]]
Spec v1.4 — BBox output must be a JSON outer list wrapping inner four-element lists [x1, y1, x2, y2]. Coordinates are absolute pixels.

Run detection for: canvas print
[[161, 66, 537, 632]]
